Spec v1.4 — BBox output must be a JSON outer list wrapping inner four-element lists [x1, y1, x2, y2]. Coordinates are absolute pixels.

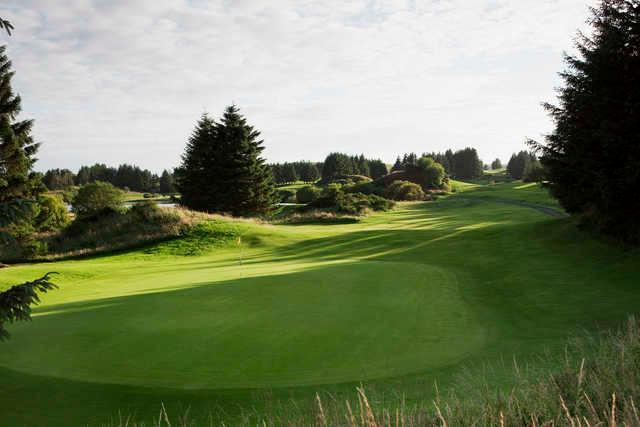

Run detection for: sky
[[0, 0, 594, 173]]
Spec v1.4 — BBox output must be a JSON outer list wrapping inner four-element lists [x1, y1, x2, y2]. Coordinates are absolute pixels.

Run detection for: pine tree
[[175, 106, 276, 216], [159, 170, 175, 194], [391, 156, 403, 172], [282, 163, 298, 183], [0, 45, 41, 204], [369, 159, 388, 179], [534, 0, 640, 242]]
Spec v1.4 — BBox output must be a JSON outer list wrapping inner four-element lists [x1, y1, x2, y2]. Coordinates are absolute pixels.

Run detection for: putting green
[[0, 261, 483, 388]]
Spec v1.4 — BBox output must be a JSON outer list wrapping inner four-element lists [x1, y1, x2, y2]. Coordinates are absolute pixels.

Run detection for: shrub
[[143, 193, 153, 199], [72, 181, 125, 219], [309, 185, 394, 215], [385, 181, 426, 201], [417, 156, 446, 188], [343, 181, 385, 196], [295, 186, 321, 204], [34, 194, 70, 231], [277, 188, 297, 203]]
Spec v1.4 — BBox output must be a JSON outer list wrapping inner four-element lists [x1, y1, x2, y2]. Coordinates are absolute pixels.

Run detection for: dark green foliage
[[385, 180, 426, 201], [159, 170, 175, 194], [72, 181, 125, 219], [533, 0, 640, 243], [295, 185, 322, 203], [34, 194, 70, 231], [175, 106, 277, 216], [0, 273, 57, 340], [282, 163, 298, 183], [451, 147, 482, 179], [507, 151, 538, 180], [417, 156, 446, 188], [523, 158, 545, 183], [74, 163, 160, 193], [276, 188, 296, 203], [491, 158, 502, 170], [0, 45, 42, 204], [309, 184, 394, 214], [270, 161, 321, 184], [368, 159, 388, 179], [321, 153, 354, 178], [42, 168, 75, 190]]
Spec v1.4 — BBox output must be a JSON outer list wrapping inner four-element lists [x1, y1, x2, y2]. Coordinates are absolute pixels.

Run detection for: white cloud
[[0, 0, 593, 171]]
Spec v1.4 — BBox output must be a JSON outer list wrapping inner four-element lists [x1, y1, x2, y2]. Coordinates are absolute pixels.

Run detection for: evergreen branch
[[0, 273, 58, 341], [0, 18, 13, 36]]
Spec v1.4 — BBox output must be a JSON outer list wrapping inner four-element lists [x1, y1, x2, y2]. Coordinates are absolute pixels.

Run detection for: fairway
[[1, 182, 639, 425]]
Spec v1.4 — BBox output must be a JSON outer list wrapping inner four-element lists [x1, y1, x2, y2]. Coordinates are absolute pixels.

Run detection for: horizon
[[1, 0, 592, 173]]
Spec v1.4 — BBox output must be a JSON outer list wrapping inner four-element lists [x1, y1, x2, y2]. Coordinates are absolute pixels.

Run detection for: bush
[[310, 185, 394, 215], [277, 188, 297, 203], [417, 156, 446, 188], [295, 186, 322, 204], [143, 193, 153, 199], [385, 181, 426, 201], [34, 194, 70, 231], [72, 181, 125, 220], [343, 181, 385, 196]]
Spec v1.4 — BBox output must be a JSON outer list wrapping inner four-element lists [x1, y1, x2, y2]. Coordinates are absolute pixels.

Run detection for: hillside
[[0, 182, 638, 425]]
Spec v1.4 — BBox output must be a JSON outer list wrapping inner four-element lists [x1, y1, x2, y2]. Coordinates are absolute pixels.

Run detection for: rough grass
[[0, 182, 638, 426]]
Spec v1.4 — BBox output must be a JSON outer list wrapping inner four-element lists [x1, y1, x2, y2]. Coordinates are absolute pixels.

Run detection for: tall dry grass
[[105, 316, 640, 426]]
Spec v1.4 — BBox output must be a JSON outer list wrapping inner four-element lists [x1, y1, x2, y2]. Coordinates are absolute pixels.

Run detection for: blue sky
[[0, 0, 593, 172]]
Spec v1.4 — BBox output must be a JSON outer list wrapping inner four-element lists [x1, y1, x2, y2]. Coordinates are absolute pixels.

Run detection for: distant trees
[[394, 148, 480, 180], [507, 151, 539, 180], [270, 161, 321, 184], [42, 169, 75, 190], [73, 163, 164, 193], [533, 0, 640, 243], [159, 170, 176, 194], [175, 106, 276, 215], [368, 160, 388, 180], [491, 159, 503, 170], [320, 153, 387, 180]]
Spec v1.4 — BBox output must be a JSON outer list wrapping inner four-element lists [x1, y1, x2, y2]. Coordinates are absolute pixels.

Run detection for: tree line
[[42, 164, 176, 194], [391, 148, 483, 180]]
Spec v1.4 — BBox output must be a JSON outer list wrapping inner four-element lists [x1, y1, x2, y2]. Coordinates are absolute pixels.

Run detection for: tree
[[533, 0, 640, 242], [491, 158, 503, 170], [302, 163, 320, 182], [72, 181, 125, 219], [43, 168, 75, 190], [369, 159, 388, 179], [0, 46, 42, 204], [175, 106, 276, 215], [282, 163, 298, 183], [159, 170, 175, 194], [507, 151, 537, 180], [391, 156, 403, 172], [357, 154, 370, 177], [417, 156, 446, 188], [322, 153, 352, 179], [451, 148, 482, 179]]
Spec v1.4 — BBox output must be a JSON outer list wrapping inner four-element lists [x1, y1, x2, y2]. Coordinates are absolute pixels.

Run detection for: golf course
[[1, 181, 638, 425]]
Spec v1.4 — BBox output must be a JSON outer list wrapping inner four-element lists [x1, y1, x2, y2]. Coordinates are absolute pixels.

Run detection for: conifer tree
[[533, 0, 640, 242], [175, 106, 276, 216], [0, 45, 42, 204]]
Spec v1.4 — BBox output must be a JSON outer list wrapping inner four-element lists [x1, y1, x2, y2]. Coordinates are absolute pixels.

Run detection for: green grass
[[0, 182, 638, 425]]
